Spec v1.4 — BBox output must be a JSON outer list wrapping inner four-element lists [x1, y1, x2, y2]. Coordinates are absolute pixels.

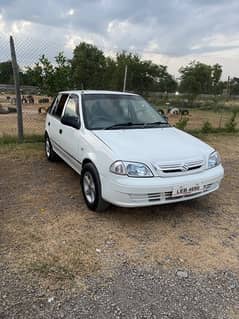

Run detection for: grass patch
[[30, 261, 75, 281], [0, 133, 44, 145], [187, 128, 239, 136], [0, 141, 44, 160]]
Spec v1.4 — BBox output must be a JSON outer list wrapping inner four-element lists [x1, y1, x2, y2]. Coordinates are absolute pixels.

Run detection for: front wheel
[[81, 163, 110, 212]]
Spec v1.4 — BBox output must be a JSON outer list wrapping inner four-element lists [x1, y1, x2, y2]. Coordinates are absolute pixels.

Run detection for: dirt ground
[[0, 101, 238, 136], [0, 134, 239, 318], [0, 103, 47, 136]]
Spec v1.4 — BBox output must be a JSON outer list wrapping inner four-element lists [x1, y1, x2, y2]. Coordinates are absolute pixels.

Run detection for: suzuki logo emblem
[[181, 164, 189, 171]]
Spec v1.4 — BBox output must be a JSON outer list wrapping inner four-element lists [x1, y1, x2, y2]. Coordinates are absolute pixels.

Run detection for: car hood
[[93, 127, 214, 163]]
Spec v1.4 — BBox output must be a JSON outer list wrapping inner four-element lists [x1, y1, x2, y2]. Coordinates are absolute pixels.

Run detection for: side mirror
[[61, 115, 81, 129]]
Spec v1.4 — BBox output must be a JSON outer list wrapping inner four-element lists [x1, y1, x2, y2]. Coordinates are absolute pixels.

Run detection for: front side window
[[82, 94, 168, 130]]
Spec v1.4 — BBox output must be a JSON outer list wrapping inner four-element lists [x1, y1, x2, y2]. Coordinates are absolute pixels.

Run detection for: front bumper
[[101, 165, 224, 207]]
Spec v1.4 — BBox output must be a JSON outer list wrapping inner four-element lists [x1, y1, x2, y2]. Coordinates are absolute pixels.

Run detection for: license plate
[[172, 184, 203, 197]]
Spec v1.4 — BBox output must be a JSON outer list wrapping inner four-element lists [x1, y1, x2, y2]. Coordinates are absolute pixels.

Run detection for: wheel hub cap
[[46, 139, 50, 157], [83, 172, 96, 204]]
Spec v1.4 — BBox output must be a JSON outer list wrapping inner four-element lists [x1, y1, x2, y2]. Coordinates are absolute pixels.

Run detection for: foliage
[[23, 53, 71, 96], [11, 42, 177, 95], [179, 61, 222, 97], [224, 111, 238, 132], [0, 134, 44, 145], [175, 117, 189, 130], [0, 61, 14, 84], [4, 42, 239, 99], [201, 121, 214, 133], [71, 43, 106, 90], [230, 77, 239, 95]]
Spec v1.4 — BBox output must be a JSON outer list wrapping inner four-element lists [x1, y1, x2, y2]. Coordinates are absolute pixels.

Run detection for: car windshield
[[82, 94, 169, 130]]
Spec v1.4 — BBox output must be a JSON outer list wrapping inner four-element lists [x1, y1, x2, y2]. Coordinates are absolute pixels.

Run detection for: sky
[[0, 0, 239, 79]]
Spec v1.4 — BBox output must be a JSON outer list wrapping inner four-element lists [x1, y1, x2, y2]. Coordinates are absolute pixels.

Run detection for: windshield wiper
[[104, 121, 169, 130], [104, 122, 145, 130], [144, 121, 169, 127]]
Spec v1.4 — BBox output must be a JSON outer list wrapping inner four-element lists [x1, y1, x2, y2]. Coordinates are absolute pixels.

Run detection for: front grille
[[153, 160, 204, 177]]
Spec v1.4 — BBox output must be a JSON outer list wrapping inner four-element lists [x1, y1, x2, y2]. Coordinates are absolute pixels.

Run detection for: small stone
[[229, 283, 236, 289], [48, 297, 54, 303], [176, 270, 189, 279]]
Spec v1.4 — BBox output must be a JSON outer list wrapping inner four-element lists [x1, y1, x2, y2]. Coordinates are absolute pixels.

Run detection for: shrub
[[175, 117, 189, 130], [224, 111, 238, 133], [201, 121, 213, 133]]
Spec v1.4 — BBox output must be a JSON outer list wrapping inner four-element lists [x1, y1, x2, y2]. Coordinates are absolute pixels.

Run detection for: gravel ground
[[0, 263, 239, 319]]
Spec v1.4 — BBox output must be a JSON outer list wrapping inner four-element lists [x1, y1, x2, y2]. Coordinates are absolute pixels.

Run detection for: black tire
[[81, 162, 110, 212], [45, 134, 58, 161]]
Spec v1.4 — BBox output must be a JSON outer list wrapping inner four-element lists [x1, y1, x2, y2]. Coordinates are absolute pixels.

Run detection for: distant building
[[0, 84, 39, 94]]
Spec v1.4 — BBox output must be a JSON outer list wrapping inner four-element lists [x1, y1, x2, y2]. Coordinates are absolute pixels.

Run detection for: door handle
[[59, 129, 62, 134], [48, 122, 50, 126]]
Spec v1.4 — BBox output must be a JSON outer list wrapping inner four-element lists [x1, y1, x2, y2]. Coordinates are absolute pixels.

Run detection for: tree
[[230, 77, 239, 95], [104, 56, 117, 90], [152, 64, 177, 93], [20, 42, 177, 95], [109, 51, 177, 93], [71, 43, 106, 90], [179, 61, 222, 96], [0, 61, 13, 84], [24, 52, 71, 96], [113, 51, 142, 92]]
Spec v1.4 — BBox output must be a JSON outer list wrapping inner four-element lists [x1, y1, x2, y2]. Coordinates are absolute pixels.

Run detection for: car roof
[[58, 90, 138, 96]]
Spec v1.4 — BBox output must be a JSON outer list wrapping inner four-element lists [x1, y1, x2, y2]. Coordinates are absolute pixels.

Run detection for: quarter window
[[52, 94, 68, 118], [63, 95, 79, 118]]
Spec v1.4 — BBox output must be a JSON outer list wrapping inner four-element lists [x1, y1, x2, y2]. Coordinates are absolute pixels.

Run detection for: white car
[[45, 90, 224, 211]]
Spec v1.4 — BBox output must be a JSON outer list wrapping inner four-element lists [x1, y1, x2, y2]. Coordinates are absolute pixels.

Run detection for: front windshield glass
[[82, 94, 168, 130]]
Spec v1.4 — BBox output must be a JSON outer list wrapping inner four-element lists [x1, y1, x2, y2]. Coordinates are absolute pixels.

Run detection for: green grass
[[0, 142, 44, 158], [0, 133, 44, 145], [187, 128, 239, 136], [30, 261, 75, 281]]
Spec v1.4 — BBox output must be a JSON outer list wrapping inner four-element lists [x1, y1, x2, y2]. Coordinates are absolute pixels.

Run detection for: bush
[[175, 117, 189, 130], [224, 111, 238, 133], [201, 121, 213, 133]]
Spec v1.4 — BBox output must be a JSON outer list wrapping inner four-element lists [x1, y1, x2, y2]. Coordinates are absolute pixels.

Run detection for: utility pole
[[227, 75, 231, 99], [123, 64, 128, 92], [10, 35, 23, 141]]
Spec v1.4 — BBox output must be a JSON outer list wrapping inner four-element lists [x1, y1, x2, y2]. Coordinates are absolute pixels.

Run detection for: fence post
[[10, 35, 24, 141]]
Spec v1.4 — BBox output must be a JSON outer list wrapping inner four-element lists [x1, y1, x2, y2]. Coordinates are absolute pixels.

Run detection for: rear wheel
[[81, 162, 110, 212], [45, 134, 57, 161]]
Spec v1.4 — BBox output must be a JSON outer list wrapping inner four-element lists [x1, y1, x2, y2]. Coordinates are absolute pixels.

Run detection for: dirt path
[[0, 135, 239, 318]]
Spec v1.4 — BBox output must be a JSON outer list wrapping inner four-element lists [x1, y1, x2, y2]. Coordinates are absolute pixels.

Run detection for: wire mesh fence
[[0, 32, 57, 138], [0, 32, 239, 139]]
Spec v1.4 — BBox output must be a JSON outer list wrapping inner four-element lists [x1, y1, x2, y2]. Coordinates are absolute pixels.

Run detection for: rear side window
[[48, 97, 56, 113], [51, 94, 68, 118]]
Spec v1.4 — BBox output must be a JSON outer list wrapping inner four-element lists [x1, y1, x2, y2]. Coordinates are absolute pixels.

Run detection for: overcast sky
[[0, 0, 239, 79]]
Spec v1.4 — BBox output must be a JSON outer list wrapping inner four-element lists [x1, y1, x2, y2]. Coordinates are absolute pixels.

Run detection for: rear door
[[47, 93, 69, 158], [59, 94, 82, 172]]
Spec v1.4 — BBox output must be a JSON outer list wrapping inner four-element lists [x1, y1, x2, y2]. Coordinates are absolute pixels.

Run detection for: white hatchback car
[[45, 90, 224, 211]]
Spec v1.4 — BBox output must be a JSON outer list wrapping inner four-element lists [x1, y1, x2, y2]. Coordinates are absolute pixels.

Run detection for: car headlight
[[110, 161, 153, 177], [208, 151, 221, 169]]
